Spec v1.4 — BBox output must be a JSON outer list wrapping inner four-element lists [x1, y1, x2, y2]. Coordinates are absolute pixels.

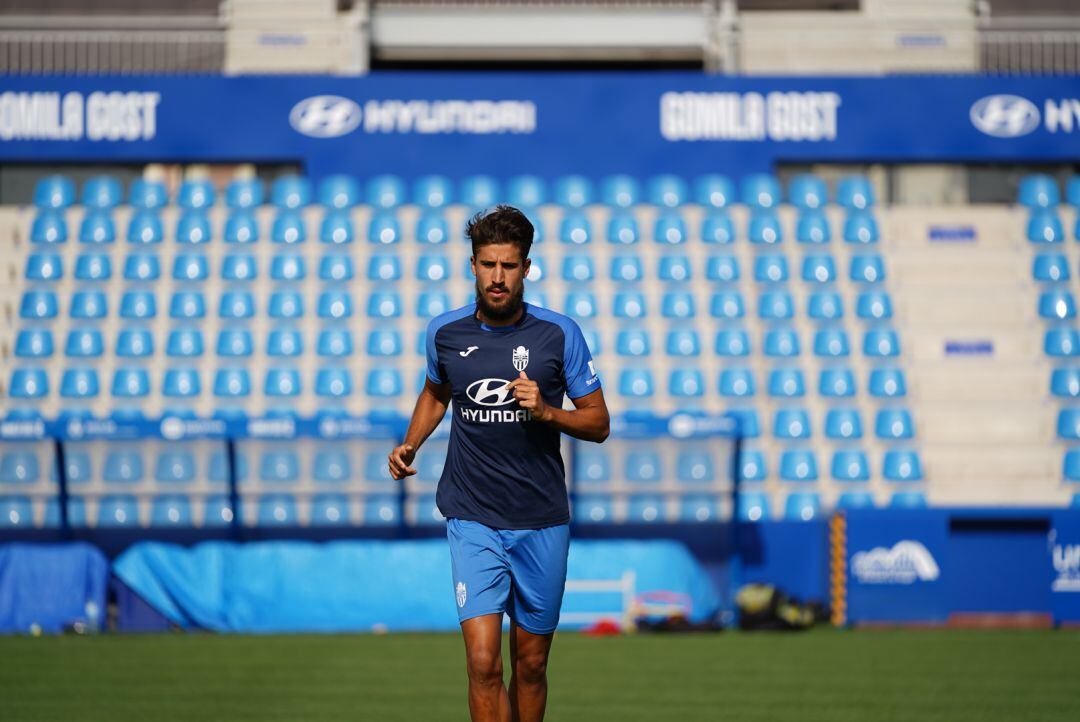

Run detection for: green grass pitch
[[3, 629, 1078, 721]]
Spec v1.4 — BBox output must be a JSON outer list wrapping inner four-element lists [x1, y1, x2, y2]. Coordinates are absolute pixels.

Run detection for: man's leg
[[508, 620, 554, 722], [461, 613, 511, 722]]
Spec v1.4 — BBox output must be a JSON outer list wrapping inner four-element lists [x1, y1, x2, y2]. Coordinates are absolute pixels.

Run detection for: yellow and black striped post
[[830, 511, 847, 627]]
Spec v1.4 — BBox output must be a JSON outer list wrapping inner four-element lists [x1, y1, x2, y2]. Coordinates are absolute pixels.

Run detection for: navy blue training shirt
[[426, 302, 600, 530]]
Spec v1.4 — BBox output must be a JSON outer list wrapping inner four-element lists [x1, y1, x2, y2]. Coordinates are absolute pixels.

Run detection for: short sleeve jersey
[[426, 302, 600, 530]]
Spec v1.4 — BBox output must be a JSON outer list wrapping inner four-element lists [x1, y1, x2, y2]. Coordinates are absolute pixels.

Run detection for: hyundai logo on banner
[[970, 94, 1040, 138], [289, 95, 362, 138]]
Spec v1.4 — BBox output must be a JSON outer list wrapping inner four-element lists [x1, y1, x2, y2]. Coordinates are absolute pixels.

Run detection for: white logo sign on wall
[[1052, 544, 1080, 592], [969, 94, 1041, 138], [289, 95, 362, 138], [289, 96, 537, 138], [851, 540, 940, 585], [660, 91, 842, 142]]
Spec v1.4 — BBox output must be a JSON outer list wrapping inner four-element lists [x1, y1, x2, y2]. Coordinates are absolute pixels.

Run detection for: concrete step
[[898, 286, 1036, 327], [910, 362, 1047, 402], [883, 205, 1023, 248], [890, 246, 1029, 286], [915, 401, 1054, 444], [903, 327, 1042, 362], [922, 443, 1060, 487]]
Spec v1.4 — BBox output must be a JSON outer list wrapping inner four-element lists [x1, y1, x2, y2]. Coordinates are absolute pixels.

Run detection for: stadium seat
[[417, 290, 451, 318], [780, 450, 818, 482], [711, 291, 746, 319], [155, 452, 196, 484], [0, 497, 34, 528], [60, 368, 99, 399], [695, 174, 735, 208], [836, 175, 875, 209], [616, 329, 651, 357], [15, 330, 53, 358], [741, 174, 781, 208], [575, 494, 614, 523], [739, 449, 767, 482], [559, 211, 591, 245], [806, 291, 842, 321], [768, 368, 805, 398], [785, 493, 821, 521], [416, 212, 449, 246], [316, 368, 353, 398], [618, 368, 654, 398], [737, 491, 769, 522], [1066, 176, 1080, 207], [1033, 253, 1070, 282], [1027, 210, 1065, 243], [1058, 408, 1080, 440], [259, 452, 300, 483], [25, 253, 63, 282], [34, 175, 75, 209], [112, 368, 150, 398], [1045, 328, 1080, 357], [78, 210, 115, 244], [265, 368, 301, 397], [258, 494, 298, 525], [120, 291, 156, 320], [271, 175, 311, 209], [868, 368, 906, 398], [612, 291, 644, 319], [312, 449, 351, 484], [169, 291, 205, 320], [864, 328, 901, 358], [774, 408, 811, 439], [163, 369, 200, 397], [763, 327, 800, 358], [65, 329, 104, 358], [716, 328, 751, 357], [362, 495, 399, 525], [876, 408, 915, 440], [661, 291, 695, 319], [366, 368, 403, 397], [363, 329, 400, 358], [625, 448, 661, 484], [788, 174, 828, 209], [1051, 368, 1080, 398], [654, 213, 687, 244], [129, 179, 168, 210], [666, 329, 700, 357], [76, 253, 111, 281], [801, 254, 837, 284], [459, 175, 500, 208], [753, 255, 788, 283], [507, 175, 547, 208], [313, 329, 349, 358], [414, 175, 453, 208], [368, 213, 400, 245], [1040, 290, 1077, 320], [220, 254, 256, 283], [679, 495, 719, 523], [611, 255, 643, 282], [178, 179, 215, 210], [748, 211, 782, 245], [220, 210, 257, 244], [600, 175, 640, 208], [825, 408, 863, 440], [268, 291, 304, 320], [175, 211, 210, 245], [203, 495, 235, 526], [30, 210, 68, 244], [701, 212, 735, 244], [850, 254, 885, 284], [214, 369, 251, 398], [562, 255, 595, 282], [173, 253, 209, 282], [20, 291, 58, 320], [225, 178, 264, 209], [706, 255, 740, 284], [121, 253, 158, 283], [309, 494, 349, 526], [362, 255, 397, 283], [123, 212, 163, 246], [883, 450, 923, 482], [103, 450, 144, 484], [70, 291, 107, 320], [831, 450, 870, 482], [843, 210, 880, 244], [554, 175, 593, 208], [627, 495, 666, 523], [98, 495, 140, 527], [0, 453, 39, 484], [1065, 450, 1080, 481], [150, 495, 192, 526], [366, 175, 406, 209], [167, 329, 204, 358], [318, 175, 360, 209], [408, 494, 445, 525], [796, 210, 831, 244], [837, 492, 875, 510], [1019, 174, 1060, 208], [719, 368, 755, 398], [669, 368, 704, 397], [575, 448, 612, 487], [890, 492, 927, 508], [648, 175, 688, 208], [857, 291, 893, 320]]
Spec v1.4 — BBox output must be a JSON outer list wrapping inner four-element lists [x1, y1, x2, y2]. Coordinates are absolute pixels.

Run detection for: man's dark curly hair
[[465, 205, 534, 261]]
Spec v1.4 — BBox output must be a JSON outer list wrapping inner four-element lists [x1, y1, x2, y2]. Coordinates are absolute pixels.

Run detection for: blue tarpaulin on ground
[[0, 543, 108, 633], [113, 539, 720, 633]]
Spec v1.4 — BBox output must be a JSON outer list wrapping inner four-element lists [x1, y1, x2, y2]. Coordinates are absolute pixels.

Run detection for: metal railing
[[980, 29, 1080, 75], [0, 29, 226, 75]]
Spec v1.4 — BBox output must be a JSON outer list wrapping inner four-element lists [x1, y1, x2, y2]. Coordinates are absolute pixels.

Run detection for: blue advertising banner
[[1050, 511, 1080, 625], [2, 74, 1080, 180]]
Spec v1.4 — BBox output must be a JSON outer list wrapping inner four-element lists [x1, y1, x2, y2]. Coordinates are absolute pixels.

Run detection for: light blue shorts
[[447, 518, 571, 635]]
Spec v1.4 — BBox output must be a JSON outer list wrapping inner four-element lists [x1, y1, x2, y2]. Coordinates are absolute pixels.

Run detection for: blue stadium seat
[[669, 368, 704, 397], [416, 254, 450, 284], [366, 175, 406, 209], [365, 329, 400, 357], [366, 368, 402, 397], [363, 451, 397, 488], [737, 491, 770, 522], [1046, 328, 1080, 357], [1040, 290, 1077, 320], [799, 258, 836, 290], [166, 329, 203, 358], [1052, 368, 1080, 398], [30, 210, 67, 244], [163, 369, 200, 397], [221, 210, 257, 244], [270, 210, 305, 244], [806, 291, 842, 321], [460, 175, 500, 208], [217, 328, 253, 357], [175, 211, 210, 245], [825, 408, 863, 440], [112, 368, 150, 398], [868, 368, 906, 398], [616, 329, 651, 357], [785, 493, 821, 521], [258, 494, 298, 525], [883, 450, 923, 482], [78, 210, 116, 244], [890, 491, 927, 508], [837, 492, 875, 510], [695, 174, 735, 208], [316, 291, 353, 320], [261, 328, 299, 358], [57, 450, 91, 486], [768, 368, 804, 398], [654, 213, 687, 244], [832, 450, 870, 482], [317, 254, 354, 283], [666, 328, 700, 357], [701, 213, 735, 244], [565, 290, 598, 319], [1067, 175, 1080, 207], [74, 254, 109, 281], [811, 328, 849, 358], [748, 211, 782, 245], [728, 408, 760, 439], [20, 291, 58, 320], [1069, 449, 1080, 481], [780, 450, 818, 482], [265, 368, 301, 397], [169, 291, 205, 320], [618, 368, 654, 398], [764, 327, 800, 358], [627, 495, 666, 523], [259, 452, 299, 483], [98, 495, 140, 527], [843, 210, 880, 244], [313, 449, 351, 484], [610, 255, 643, 282], [178, 179, 215, 210], [268, 256, 304, 284], [575, 448, 611, 486], [836, 175, 874, 209], [675, 449, 714, 484], [128, 179, 167, 210], [760, 291, 794, 319], [856, 291, 893, 321], [737, 449, 766, 482], [316, 368, 352, 398], [25, 253, 63, 282], [214, 369, 251, 398], [60, 368, 98, 399], [1019, 174, 1060, 208], [648, 175, 688, 208], [202, 495, 235, 526], [413, 175, 453, 208], [554, 175, 593, 208], [309, 494, 349, 526], [559, 211, 591, 244], [753, 254, 788, 283], [362, 495, 399, 525], [774, 408, 811, 440], [600, 175, 640, 208], [70, 291, 107, 320], [150, 495, 192, 526], [864, 328, 901, 358], [173, 253, 209, 282], [1034, 253, 1070, 282], [368, 213, 400, 245], [706, 255, 740, 284], [850, 254, 885, 283], [626, 448, 662, 483], [876, 408, 915, 440], [716, 328, 751, 357], [0, 497, 34, 528], [1027, 209, 1065, 243], [796, 209, 831, 244], [408, 494, 444, 525], [711, 291, 745, 319], [268, 291, 303, 320], [417, 290, 451, 318], [719, 368, 755, 398], [661, 291, 695, 319], [0, 453, 39, 484], [788, 174, 828, 209], [315, 329, 351, 358], [155, 452, 196, 484], [15, 330, 53, 358], [318, 174, 360, 209], [679, 495, 719, 523], [119, 291, 156, 320], [562, 255, 595, 282], [103, 450, 144, 484], [611, 291, 644, 319], [220, 254, 256, 282], [34, 175, 75, 209], [270, 174, 313, 208], [65, 328, 104, 358], [416, 212, 449, 246], [1059, 408, 1080, 440], [507, 175, 547, 208], [575, 494, 614, 523], [225, 178, 264, 209], [741, 174, 781, 208]]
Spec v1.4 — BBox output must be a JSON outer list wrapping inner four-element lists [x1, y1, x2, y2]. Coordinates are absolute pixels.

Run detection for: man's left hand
[[508, 371, 551, 422]]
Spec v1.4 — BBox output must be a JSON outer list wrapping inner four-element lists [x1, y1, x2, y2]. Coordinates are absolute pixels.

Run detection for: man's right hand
[[388, 443, 417, 480]]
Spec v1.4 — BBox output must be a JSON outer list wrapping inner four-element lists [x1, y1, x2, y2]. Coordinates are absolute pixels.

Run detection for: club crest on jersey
[[513, 345, 530, 372], [456, 582, 467, 608]]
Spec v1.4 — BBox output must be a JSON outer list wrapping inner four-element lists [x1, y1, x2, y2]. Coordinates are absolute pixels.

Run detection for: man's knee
[[467, 647, 504, 687], [514, 650, 548, 687]]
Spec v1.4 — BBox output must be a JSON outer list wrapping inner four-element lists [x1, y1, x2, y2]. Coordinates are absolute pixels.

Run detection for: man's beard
[[475, 280, 525, 323]]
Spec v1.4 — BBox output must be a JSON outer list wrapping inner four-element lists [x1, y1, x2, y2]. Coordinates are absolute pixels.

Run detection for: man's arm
[[388, 379, 452, 479], [508, 372, 610, 443]]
